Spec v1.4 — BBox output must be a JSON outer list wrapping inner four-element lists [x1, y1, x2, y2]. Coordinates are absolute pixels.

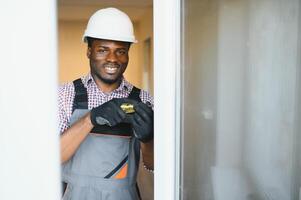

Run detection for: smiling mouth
[[104, 64, 120, 74], [105, 66, 118, 74]]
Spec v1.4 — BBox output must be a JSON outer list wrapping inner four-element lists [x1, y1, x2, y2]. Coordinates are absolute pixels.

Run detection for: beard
[[94, 71, 122, 84]]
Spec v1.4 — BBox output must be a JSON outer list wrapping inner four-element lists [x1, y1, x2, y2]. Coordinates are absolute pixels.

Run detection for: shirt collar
[[82, 73, 93, 87], [82, 73, 132, 92]]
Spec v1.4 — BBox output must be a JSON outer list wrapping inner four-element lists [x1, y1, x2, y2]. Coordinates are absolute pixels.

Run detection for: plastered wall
[[58, 21, 89, 83], [181, 0, 301, 199], [135, 9, 154, 94]]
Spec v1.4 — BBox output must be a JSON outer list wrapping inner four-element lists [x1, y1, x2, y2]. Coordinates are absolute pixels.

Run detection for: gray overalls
[[62, 79, 141, 200]]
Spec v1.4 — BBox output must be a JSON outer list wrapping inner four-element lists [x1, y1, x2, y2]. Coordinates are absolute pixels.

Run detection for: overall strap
[[128, 86, 141, 102], [72, 78, 88, 112], [127, 86, 142, 200], [72, 80, 141, 112]]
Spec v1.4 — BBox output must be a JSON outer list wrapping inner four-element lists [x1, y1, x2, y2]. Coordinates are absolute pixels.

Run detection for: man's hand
[[131, 102, 154, 143], [90, 98, 154, 143], [90, 98, 126, 127]]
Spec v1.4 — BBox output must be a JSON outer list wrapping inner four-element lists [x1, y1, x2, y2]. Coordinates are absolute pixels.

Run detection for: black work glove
[[90, 98, 126, 127], [131, 102, 154, 143]]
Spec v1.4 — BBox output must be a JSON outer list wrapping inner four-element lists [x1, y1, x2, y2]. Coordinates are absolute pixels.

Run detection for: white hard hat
[[83, 7, 137, 43]]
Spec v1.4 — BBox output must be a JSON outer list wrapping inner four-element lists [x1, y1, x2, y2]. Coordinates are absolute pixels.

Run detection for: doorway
[[58, 1, 154, 199]]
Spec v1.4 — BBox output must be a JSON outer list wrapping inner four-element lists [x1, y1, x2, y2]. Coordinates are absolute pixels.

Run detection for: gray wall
[[181, 0, 218, 199], [181, 0, 301, 199]]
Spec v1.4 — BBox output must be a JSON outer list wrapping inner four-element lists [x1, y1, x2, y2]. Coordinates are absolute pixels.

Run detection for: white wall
[[0, 0, 60, 200]]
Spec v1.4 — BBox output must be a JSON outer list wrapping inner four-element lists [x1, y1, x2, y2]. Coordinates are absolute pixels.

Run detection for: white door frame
[[0, 0, 60, 200], [154, 0, 181, 199]]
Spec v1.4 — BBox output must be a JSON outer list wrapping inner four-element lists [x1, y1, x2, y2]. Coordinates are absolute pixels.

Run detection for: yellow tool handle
[[120, 103, 135, 114]]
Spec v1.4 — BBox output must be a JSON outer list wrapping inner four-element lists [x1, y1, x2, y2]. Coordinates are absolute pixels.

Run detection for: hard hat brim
[[83, 34, 138, 44]]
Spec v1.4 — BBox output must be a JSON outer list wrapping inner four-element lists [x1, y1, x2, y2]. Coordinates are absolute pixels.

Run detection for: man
[[58, 7, 154, 200]]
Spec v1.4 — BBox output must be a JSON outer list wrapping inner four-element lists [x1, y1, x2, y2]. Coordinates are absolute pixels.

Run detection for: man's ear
[[86, 47, 91, 58]]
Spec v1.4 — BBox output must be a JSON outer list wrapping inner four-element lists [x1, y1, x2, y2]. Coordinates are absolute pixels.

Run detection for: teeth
[[105, 66, 117, 73]]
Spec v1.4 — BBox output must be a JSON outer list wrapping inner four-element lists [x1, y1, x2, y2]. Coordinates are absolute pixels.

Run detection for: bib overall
[[62, 79, 141, 200]]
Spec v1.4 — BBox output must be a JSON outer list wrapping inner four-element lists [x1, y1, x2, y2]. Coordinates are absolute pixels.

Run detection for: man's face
[[87, 39, 130, 85]]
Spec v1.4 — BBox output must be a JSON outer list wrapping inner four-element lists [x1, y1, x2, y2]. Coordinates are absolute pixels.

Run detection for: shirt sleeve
[[139, 90, 154, 109], [58, 83, 74, 134]]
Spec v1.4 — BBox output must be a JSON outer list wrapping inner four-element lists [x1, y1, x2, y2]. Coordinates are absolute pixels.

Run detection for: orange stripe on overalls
[[114, 163, 128, 179]]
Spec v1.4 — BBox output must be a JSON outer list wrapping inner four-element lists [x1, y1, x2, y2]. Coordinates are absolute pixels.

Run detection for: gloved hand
[[131, 102, 154, 143], [90, 98, 126, 127]]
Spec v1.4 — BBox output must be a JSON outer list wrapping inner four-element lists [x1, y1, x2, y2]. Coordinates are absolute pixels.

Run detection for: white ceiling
[[58, 0, 153, 22]]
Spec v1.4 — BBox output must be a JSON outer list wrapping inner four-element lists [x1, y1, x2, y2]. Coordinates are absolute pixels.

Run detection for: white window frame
[[154, 0, 181, 199]]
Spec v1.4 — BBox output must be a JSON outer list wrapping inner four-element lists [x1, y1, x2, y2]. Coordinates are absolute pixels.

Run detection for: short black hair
[[86, 37, 96, 48], [86, 37, 131, 49]]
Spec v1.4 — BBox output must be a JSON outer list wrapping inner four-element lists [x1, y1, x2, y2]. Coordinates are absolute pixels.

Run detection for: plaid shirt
[[58, 73, 154, 134]]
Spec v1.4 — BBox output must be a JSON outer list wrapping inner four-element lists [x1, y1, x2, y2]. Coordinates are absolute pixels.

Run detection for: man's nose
[[106, 51, 117, 62]]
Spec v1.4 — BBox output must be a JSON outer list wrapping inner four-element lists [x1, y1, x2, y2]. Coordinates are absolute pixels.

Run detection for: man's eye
[[98, 49, 107, 53], [117, 50, 126, 55]]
